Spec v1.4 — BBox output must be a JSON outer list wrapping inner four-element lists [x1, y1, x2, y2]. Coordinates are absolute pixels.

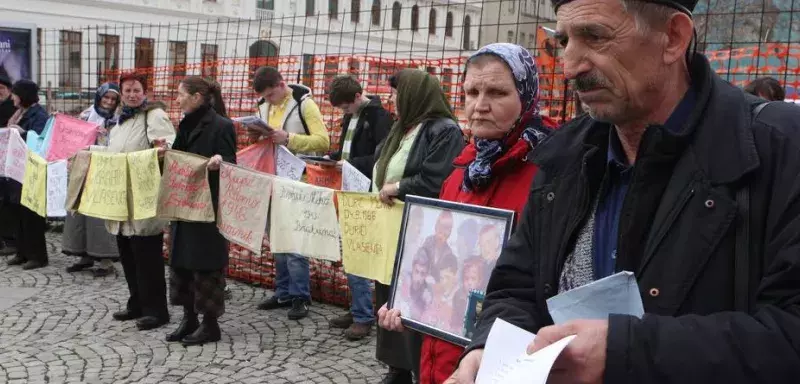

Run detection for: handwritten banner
[[127, 149, 161, 220], [65, 151, 92, 212], [218, 162, 273, 253], [305, 163, 342, 190], [157, 150, 215, 223], [270, 177, 341, 261], [78, 152, 129, 221], [20, 151, 47, 217], [0, 129, 9, 177], [337, 192, 404, 284], [46, 114, 98, 161], [237, 139, 276, 174], [275, 145, 305, 181], [341, 161, 371, 192], [5, 129, 27, 183], [46, 160, 68, 217]]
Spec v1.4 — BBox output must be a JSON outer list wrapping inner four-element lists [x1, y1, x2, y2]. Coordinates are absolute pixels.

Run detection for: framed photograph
[[388, 195, 515, 347]]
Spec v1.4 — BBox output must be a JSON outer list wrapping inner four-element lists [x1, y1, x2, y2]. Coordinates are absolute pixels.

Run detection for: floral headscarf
[[462, 43, 552, 192]]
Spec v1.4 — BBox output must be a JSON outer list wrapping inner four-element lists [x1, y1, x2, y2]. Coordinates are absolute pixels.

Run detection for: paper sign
[[127, 149, 161, 220], [217, 162, 273, 253], [270, 177, 341, 261], [546, 271, 644, 325], [305, 163, 342, 189], [46, 114, 99, 161], [46, 160, 68, 217], [78, 152, 129, 221], [237, 139, 276, 174], [476, 319, 575, 384], [20, 151, 47, 217], [5, 129, 27, 183], [0, 128, 9, 177], [341, 161, 371, 192], [157, 150, 215, 223], [26, 130, 44, 156], [337, 192, 404, 284], [275, 145, 305, 181], [65, 151, 92, 212]]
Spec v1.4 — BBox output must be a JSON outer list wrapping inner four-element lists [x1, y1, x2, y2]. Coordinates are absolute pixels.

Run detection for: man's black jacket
[[468, 53, 800, 383], [329, 95, 392, 178]]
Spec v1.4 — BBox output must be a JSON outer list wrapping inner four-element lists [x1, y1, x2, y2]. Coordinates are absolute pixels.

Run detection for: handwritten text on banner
[[157, 150, 215, 223], [46, 114, 98, 161], [275, 145, 305, 181], [46, 160, 68, 217], [0, 129, 9, 177], [337, 192, 404, 284], [65, 151, 92, 212], [217, 162, 273, 253], [78, 152, 129, 221], [127, 149, 161, 220], [269, 177, 341, 262], [20, 151, 47, 217], [5, 129, 27, 183], [341, 161, 371, 192]]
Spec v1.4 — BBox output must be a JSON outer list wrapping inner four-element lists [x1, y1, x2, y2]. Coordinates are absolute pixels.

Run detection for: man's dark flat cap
[[552, 0, 699, 15]]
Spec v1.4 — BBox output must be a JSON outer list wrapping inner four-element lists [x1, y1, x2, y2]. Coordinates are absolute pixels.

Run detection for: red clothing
[[419, 122, 548, 383]]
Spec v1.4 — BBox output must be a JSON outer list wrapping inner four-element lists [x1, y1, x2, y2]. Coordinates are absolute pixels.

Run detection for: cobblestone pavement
[[0, 231, 386, 384]]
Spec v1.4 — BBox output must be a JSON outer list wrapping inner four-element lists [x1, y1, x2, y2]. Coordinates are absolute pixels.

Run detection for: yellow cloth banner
[[127, 149, 161, 220], [20, 151, 47, 217], [78, 152, 129, 221], [337, 192, 404, 285]]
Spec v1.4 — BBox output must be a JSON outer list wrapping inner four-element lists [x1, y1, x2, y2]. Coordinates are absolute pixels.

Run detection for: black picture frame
[[387, 195, 515, 347]]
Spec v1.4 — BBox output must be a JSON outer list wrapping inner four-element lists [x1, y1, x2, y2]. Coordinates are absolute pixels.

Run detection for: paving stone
[[0, 231, 385, 383]]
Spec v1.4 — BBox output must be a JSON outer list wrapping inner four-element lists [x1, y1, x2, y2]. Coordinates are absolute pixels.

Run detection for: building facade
[[478, 0, 556, 48]]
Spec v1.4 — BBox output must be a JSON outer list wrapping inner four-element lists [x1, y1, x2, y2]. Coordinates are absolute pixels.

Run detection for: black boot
[[166, 307, 199, 342], [181, 315, 221, 346]]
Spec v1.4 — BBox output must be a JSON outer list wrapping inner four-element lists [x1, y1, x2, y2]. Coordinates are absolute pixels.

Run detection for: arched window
[[372, 0, 382, 26], [351, 0, 361, 23], [428, 9, 437, 35], [445, 12, 453, 37], [411, 5, 419, 32], [462, 15, 471, 50], [329, 0, 338, 19], [306, 0, 315, 16], [391, 2, 401, 30]]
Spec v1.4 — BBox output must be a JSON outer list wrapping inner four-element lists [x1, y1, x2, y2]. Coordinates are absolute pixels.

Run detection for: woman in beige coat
[[108, 72, 176, 331]]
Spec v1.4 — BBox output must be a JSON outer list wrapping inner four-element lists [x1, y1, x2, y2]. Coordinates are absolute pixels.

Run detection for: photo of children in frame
[[390, 197, 513, 343]]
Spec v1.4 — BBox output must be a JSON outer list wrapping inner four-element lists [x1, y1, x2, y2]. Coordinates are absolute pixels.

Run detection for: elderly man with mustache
[[447, 0, 800, 383]]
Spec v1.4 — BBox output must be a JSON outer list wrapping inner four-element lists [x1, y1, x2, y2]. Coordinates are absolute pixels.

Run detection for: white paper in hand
[[233, 116, 273, 135], [341, 161, 371, 192], [46, 160, 68, 217], [476, 318, 576, 384], [546, 271, 644, 325], [275, 145, 306, 181]]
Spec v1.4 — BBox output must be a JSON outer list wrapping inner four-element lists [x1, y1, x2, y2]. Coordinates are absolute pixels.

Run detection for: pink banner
[[46, 114, 98, 162], [5, 129, 27, 183]]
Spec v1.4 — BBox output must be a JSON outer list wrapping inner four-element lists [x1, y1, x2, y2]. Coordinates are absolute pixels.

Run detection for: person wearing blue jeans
[[258, 253, 312, 320], [329, 274, 375, 340]]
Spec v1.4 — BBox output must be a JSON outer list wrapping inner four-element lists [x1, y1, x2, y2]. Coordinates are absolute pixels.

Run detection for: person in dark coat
[[5, 79, 49, 270], [372, 69, 465, 384], [166, 76, 237, 346], [0, 74, 15, 127], [325, 74, 392, 341], [0, 74, 18, 256], [450, 0, 800, 383]]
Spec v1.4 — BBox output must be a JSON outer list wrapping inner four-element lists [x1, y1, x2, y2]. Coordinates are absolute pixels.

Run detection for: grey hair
[[620, 0, 680, 35]]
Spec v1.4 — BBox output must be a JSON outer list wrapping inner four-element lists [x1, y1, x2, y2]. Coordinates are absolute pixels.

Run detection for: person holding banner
[[4, 79, 49, 270], [63, 82, 121, 277], [372, 69, 466, 384], [325, 75, 393, 341], [377, 43, 557, 384], [107, 72, 175, 331], [166, 76, 236, 346], [250, 66, 330, 321], [0, 74, 18, 256]]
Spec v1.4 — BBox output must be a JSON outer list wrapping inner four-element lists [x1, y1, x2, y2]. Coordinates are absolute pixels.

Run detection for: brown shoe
[[344, 322, 371, 341], [329, 313, 354, 329]]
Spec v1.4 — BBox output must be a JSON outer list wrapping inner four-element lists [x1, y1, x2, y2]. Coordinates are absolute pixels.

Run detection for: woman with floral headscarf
[[63, 82, 121, 277], [377, 43, 557, 384]]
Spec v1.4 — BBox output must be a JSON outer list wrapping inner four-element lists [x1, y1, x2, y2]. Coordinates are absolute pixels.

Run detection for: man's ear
[[663, 12, 694, 65]]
